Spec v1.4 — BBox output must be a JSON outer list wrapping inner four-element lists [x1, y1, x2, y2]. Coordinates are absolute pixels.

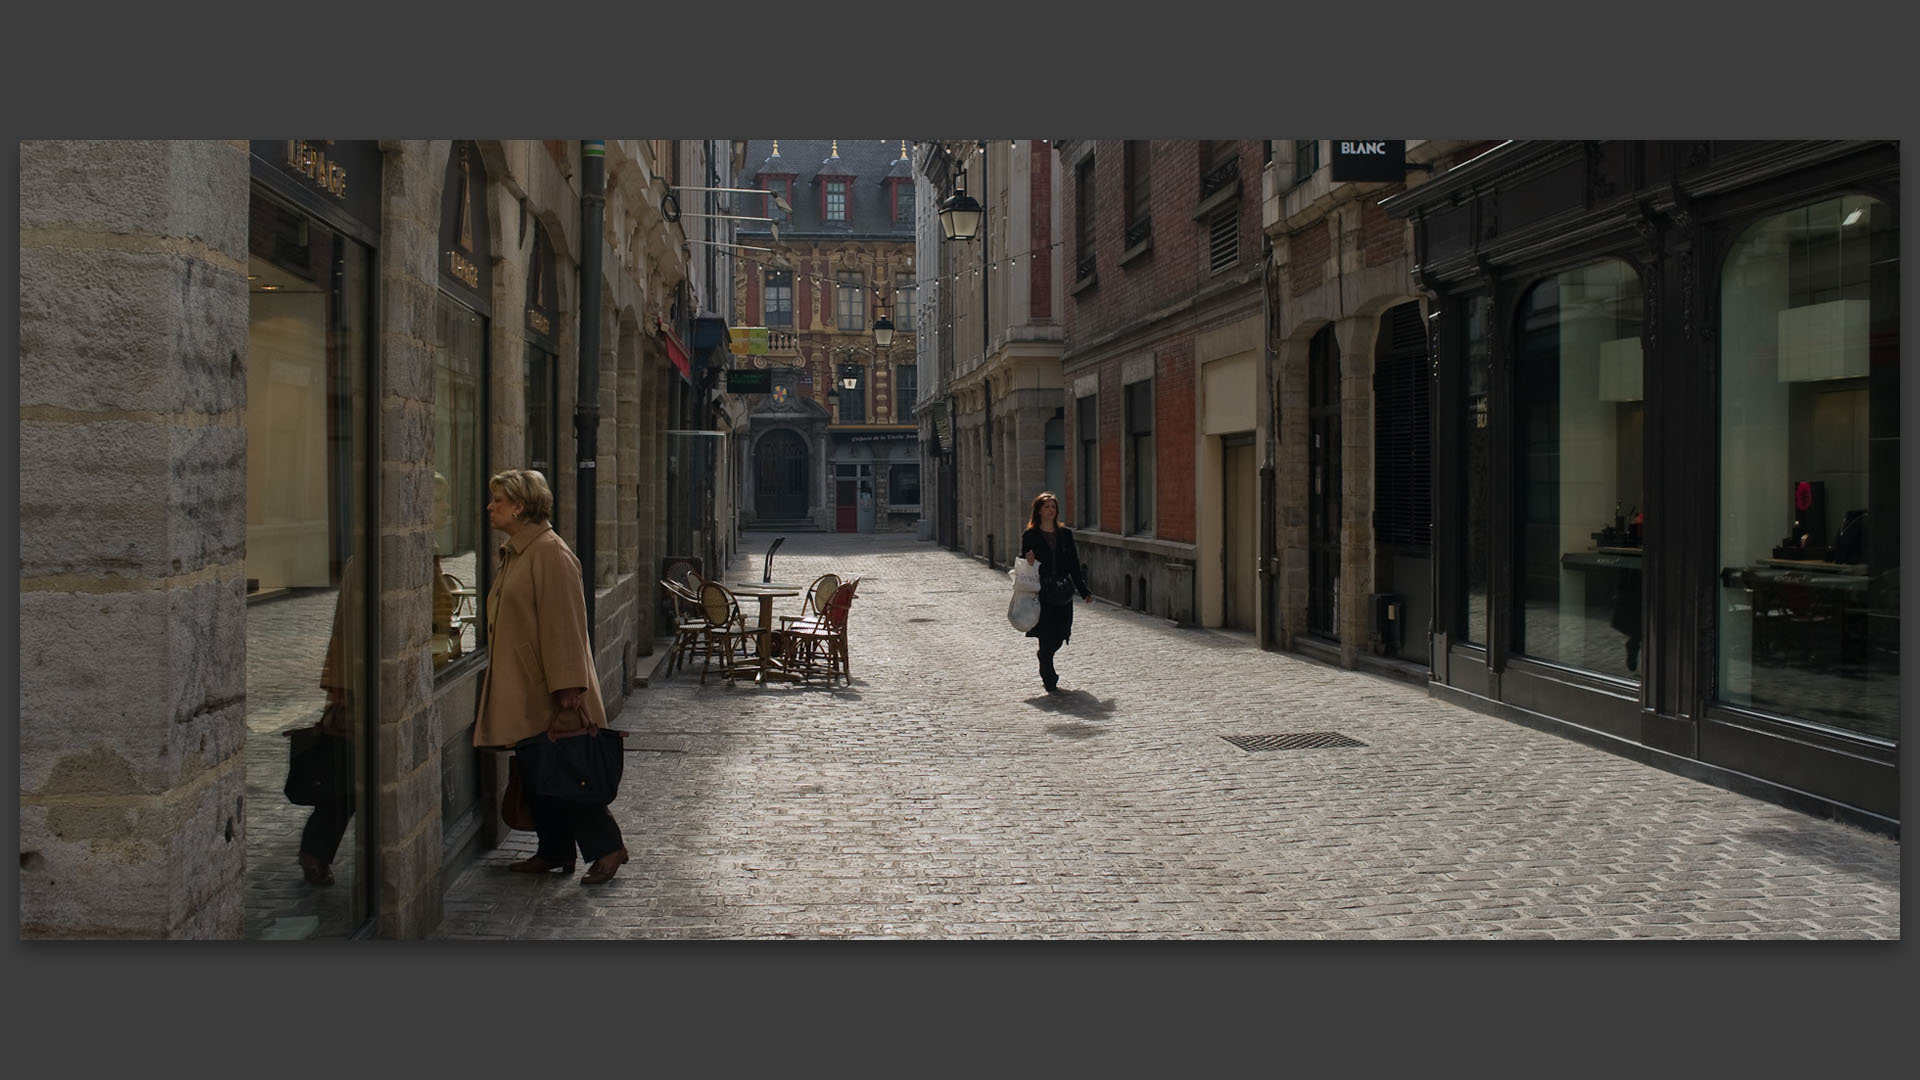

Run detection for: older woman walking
[[473, 468, 628, 885], [1020, 491, 1092, 693]]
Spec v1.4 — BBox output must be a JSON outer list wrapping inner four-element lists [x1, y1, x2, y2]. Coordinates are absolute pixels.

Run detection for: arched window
[[1716, 194, 1898, 741], [1512, 258, 1645, 681]]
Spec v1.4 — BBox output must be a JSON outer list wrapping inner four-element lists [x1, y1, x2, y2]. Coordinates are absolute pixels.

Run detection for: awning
[[662, 330, 691, 379]]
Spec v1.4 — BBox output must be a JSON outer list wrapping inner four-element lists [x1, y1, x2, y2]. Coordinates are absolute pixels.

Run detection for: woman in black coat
[[1019, 491, 1092, 693]]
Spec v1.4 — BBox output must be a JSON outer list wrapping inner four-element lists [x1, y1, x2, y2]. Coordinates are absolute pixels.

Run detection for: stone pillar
[[18, 140, 251, 937], [375, 139, 449, 938]]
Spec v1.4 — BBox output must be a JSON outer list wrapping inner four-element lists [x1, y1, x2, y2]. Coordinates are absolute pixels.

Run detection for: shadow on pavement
[[1024, 689, 1118, 720]]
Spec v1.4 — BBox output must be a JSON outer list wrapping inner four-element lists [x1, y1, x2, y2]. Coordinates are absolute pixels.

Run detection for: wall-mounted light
[[872, 315, 895, 348]]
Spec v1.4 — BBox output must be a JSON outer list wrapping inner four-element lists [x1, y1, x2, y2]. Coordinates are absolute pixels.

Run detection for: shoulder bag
[[514, 711, 629, 806]]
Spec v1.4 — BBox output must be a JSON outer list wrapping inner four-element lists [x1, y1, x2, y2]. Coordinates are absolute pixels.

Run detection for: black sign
[[727, 370, 772, 394], [438, 142, 491, 311], [1329, 140, 1406, 183], [249, 140, 383, 246]]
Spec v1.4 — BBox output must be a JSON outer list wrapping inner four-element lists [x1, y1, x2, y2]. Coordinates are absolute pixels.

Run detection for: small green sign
[[726, 370, 773, 394]]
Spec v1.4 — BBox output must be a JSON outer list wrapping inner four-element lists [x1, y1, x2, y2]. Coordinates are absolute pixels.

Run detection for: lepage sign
[[1329, 140, 1406, 182]]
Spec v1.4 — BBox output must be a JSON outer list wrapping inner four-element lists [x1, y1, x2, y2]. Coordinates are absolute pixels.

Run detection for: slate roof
[[737, 139, 916, 240]]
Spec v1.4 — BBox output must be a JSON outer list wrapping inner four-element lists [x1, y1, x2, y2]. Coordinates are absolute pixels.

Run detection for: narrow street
[[438, 530, 1900, 940]]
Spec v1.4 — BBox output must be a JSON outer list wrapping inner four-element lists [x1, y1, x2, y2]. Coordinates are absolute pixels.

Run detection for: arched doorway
[[755, 429, 809, 521]]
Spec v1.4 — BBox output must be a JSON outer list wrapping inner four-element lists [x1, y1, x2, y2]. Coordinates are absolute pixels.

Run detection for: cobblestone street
[[436, 529, 1900, 940]]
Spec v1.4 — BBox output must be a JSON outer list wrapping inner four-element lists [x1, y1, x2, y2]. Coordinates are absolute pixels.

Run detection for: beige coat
[[472, 523, 607, 747]]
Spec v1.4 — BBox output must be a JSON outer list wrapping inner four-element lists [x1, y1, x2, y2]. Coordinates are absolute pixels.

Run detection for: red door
[[835, 479, 858, 532]]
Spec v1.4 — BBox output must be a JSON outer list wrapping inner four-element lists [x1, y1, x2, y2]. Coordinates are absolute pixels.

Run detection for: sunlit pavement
[[437, 529, 1899, 940]]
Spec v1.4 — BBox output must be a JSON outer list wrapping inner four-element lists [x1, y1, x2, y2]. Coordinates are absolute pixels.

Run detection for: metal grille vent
[[1372, 301, 1432, 549], [1208, 209, 1239, 273], [1221, 732, 1367, 752]]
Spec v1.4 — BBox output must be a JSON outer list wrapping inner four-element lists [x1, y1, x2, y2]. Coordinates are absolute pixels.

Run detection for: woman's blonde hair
[[489, 468, 554, 523]]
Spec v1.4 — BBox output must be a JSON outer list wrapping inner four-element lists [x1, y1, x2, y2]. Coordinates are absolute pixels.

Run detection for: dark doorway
[[835, 478, 858, 532], [1308, 323, 1342, 640], [1373, 301, 1433, 662], [754, 429, 809, 520]]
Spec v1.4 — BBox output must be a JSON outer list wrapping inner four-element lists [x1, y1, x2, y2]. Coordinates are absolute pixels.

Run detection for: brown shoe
[[507, 855, 575, 875], [298, 852, 334, 887], [580, 847, 629, 885]]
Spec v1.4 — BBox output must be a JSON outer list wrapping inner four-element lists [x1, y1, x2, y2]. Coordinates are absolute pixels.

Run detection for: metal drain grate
[[1221, 732, 1367, 752]]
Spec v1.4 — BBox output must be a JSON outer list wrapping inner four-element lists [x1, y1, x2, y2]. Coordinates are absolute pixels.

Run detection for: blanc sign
[[1329, 140, 1407, 182]]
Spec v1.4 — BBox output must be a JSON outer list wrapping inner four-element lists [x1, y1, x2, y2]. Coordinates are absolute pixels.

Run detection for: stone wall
[[19, 140, 252, 937]]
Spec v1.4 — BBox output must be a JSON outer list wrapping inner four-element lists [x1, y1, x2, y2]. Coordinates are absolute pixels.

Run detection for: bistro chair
[[781, 577, 858, 687], [777, 573, 842, 635], [695, 580, 755, 685], [659, 577, 706, 676]]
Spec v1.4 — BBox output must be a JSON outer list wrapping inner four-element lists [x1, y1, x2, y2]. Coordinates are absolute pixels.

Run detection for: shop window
[[434, 294, 487, 671], [525, 344, 557, 501], [1716, 194, 1898, 741], [1076, 393, 1099, 528], [837, 271, 865, 331], [764, 270, 793, 326], [243, 188, 373, 939], [1462, 295, 1492, 645], [1125, 379, 1155, 534], [889, 463, 921, 506], [1512, 258, 1645, 681]]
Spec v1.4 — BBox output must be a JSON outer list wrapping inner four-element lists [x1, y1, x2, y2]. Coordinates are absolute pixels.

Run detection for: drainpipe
[[575, 139, 605, 636], [977, 142, 992, 565], [1258, 235, 1279, 651]]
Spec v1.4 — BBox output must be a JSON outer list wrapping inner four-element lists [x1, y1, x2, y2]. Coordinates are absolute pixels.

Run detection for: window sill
[[1119, 235, 1154, 267], [1069, 271, 1099, 297], [1192, 178, 1242, 221]]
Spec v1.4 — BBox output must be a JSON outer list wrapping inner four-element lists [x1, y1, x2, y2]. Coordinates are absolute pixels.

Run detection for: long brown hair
[[1025, 491, 1061, 531]]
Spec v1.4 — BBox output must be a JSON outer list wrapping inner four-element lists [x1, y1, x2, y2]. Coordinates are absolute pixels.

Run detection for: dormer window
[[825, 180, 848, 221]]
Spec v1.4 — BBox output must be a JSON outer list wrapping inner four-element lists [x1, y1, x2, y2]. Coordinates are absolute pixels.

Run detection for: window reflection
[[244, 191, 371, 939], [1717, 195, 1898, 740], [1514, 259, 1645, 680]]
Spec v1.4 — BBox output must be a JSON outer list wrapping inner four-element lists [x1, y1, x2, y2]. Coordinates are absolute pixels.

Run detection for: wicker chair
[[780, 577, 858, 686], [695, 581, 755, 684], [659, 577, 706, 676]]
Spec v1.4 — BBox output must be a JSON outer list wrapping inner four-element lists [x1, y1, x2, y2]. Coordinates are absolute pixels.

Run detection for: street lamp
[[872, 314, 894, 348], [938, 168, 983, 242]]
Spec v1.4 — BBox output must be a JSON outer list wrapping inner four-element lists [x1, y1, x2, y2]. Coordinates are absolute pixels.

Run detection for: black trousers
[[301, 797, 354, 866], [1037, 636, 1063, 688], [531, 794, 624, 864]]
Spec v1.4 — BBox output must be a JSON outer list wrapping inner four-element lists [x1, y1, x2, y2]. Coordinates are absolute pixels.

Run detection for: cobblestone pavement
[[437, 529, 1901, 940]]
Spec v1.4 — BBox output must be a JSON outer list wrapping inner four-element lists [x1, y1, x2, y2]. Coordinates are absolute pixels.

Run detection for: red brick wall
[[1289, 221, 1328, 295], [746, 267, 761, 323], [1361, 195, 1407, 269], [796, 261, 813, 331], [1060, 140, 1261, 547]]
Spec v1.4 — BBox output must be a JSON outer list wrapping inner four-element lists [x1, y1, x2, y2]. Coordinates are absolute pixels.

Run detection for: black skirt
[[1027, 597, 1074, 643]]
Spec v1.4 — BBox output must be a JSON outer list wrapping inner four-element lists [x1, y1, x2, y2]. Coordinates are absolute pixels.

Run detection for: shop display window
[[434, 295, 486, 671], [1462, 296, 1492, 646], [1512, 258, 1646, 681], [1716, 195, 1898, 740]]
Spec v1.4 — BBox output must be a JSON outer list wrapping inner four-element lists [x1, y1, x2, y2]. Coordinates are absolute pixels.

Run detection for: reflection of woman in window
[[302, 560, 361, 887], [431, 472, 457, 668]]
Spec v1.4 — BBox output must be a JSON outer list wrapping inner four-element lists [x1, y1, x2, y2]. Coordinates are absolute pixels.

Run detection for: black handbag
[[284, 705, 353, 807], [1040, 572, 1076, 606], [514, 714, 629, 806]]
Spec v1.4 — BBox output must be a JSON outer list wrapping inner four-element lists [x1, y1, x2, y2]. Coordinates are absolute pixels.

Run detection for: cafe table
[[726, 581, 804, 683]]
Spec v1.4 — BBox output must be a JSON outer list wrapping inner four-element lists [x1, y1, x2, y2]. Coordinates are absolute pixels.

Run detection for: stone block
[[20, 590, 170, 794], [18, 418, 170, 578], [381, 406, 432, 471], [21, 247, 184, 412], [166, 422, 247, 574], [20, 140, 177, 236], [18, 757, 244, 939]]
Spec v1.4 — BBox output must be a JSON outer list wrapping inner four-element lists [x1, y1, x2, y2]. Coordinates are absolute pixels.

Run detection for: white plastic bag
[[1007, 561, 1042, 632]]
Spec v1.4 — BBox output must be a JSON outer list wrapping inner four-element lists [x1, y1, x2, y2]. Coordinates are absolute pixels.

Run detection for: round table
[[727, 582, 804, 683]]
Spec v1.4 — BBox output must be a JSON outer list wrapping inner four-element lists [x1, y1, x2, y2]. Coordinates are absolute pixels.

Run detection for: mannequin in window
[[431, 471, 458, 668]]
